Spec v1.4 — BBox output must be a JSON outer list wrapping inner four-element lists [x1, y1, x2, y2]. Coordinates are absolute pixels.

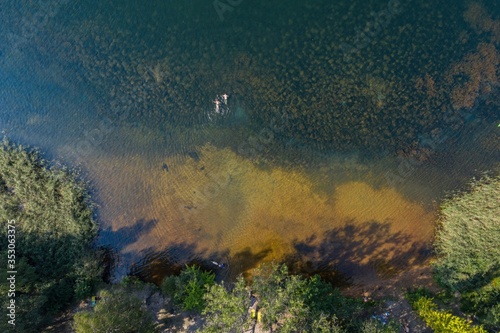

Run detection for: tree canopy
[[0, 139, 101, 332], [73, 285, 157, 333], [161, 265, 215, 311], [433, 172, 500, 329], [434, 172, 500, 291], [199, 263, 365, 333], [201, 276, 253, 333]]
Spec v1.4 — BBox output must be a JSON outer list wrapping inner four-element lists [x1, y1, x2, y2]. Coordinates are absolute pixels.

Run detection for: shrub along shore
[[0, 139, 102, 332]]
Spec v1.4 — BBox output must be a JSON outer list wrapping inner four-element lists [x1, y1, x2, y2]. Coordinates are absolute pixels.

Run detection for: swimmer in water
[[213, 98, 221, 113], [211, 261, 226, 268], [221, 93, 229, 104]]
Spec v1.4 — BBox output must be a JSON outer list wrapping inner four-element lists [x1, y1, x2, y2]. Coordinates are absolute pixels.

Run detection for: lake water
[[1, 0, 498, 286]]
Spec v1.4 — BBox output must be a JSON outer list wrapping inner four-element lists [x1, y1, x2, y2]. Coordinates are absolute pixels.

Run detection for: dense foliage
[[434, 173, 500, 290], [0, 140, 102, 332], [433, 172, 500, 328], [51, 0, 498, 155], [201, 276, 253, 333], [461, 276, 500, 329], [252, 264, 358, 332], [73, 284, 157, 333], [200, 263, 372, 333], [360, 319, 400, 333], [161, 265, 215, 311]]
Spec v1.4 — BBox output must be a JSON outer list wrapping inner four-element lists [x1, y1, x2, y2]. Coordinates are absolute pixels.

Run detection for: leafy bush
[[200, 265, 346, 333], [0, 140, 102, 331], [201, 276, 253, 333], [252, 263, 347, 333], [461, 275, 500, 328], [73, 286, 157, 333], [310, 314, 344, 333], [161, 265, 215, 311], [409, 296, 487, 333], [304, 274, 365, 330], [405, 287, 433, 305], [361, 318, 399, 333], [252, 263, 309, 331]]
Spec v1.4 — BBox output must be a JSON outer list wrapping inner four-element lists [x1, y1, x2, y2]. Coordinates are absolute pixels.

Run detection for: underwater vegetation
[[34, 1, 499, 155]]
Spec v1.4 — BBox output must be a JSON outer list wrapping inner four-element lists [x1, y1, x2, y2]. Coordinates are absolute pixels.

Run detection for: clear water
[[1, 0, 498, 286]]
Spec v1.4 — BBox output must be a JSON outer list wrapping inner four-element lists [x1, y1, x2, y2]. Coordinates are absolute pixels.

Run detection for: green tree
[[310, 314, 344, 333], [200, 276, 252, 333], [73, 287, 157, 333], [252, 263, 345, 333], [461, 275, 500, 328], [200, 265, 345, 333], [0, 139, 102, 331], [434, 173, 500, 291], [161, 265, 215, 311], [252, 264, 303, 331], [433, 172, 500, 328], [360, 319, 399, 333], [304, 275, 364, 330]]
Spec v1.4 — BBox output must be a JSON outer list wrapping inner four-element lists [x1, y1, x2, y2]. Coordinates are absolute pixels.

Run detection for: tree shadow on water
[[97, 216, 276, 284], [97, 218, 432, 290], [127, 244, 273, 285], [98, 218, 158, 252], [285, 220, 432, 287], [97, 219, 158, 281], [128, 242, 219, 285], [228, 247, 273, 281]]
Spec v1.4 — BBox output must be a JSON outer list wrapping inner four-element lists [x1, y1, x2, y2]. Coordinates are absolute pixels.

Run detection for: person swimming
[[211, 260, 226, 268], [213, 98, 221, 113], [221, 93, 229, 104]]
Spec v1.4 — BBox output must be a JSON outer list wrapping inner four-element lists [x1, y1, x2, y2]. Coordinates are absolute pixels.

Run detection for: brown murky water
[[55, 119, 498, 285]]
